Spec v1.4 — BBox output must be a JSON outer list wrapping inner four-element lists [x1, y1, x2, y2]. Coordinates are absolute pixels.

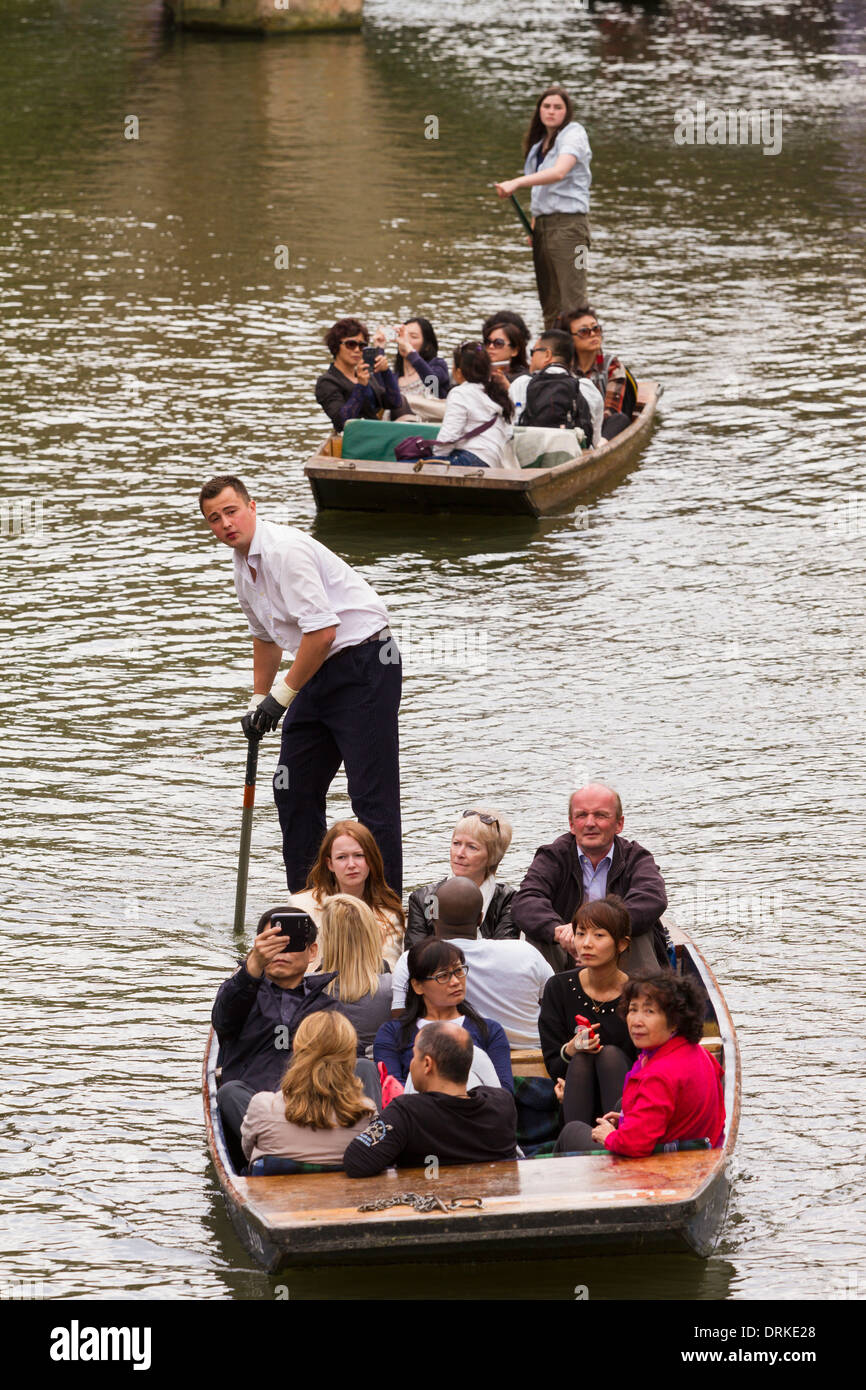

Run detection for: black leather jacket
[[404, 880, 518, 951]]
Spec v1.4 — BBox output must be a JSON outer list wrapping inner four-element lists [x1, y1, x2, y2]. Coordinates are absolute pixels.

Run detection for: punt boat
[[304, 382, 662, 517], [203, 917, 738, 1272]]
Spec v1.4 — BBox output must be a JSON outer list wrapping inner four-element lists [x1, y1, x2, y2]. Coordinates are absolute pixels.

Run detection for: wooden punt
[[203, 920, 739, 1272], [304, 382, 662, 517]]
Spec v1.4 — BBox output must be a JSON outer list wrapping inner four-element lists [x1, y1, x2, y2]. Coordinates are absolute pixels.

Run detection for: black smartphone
[[362, 346, 380, 369], [269, 911, 315, 953]]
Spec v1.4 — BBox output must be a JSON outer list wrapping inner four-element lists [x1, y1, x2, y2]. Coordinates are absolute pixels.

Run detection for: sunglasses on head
[[573, 323, 601, 338], [463, 809, 500, 831], [341, 338, 368, 350]]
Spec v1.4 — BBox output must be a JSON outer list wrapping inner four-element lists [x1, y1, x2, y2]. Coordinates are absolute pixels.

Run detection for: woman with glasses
[[494, 85, 592, 328], [405, 809, 517, 951], [315, 317, 412, 433], [373, 938, 513, 1090], [554, 305, 635, 440], [431, 342, 514, 469]]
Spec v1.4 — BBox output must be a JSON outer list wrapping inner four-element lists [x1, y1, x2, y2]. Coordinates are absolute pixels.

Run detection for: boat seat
[[342, 418, 440, 462], [246, 1156, 344, 1177]]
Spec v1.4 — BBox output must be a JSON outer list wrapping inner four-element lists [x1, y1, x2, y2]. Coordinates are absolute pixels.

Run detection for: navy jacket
[[212, 963, 338, 1092], [374, 1015, 514, 1092]]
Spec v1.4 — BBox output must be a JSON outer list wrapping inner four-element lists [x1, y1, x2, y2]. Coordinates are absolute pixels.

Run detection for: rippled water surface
[[1, 0, 865, 1300]]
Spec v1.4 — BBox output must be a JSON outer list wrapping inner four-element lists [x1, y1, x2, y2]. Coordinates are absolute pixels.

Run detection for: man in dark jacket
[[212, 913, 337, 1140], [511, 784, 668, 973], [344, 1022, 518, 1177]]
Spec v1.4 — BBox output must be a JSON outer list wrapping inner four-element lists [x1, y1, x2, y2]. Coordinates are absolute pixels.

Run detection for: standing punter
[[199, 475, 402, 894]]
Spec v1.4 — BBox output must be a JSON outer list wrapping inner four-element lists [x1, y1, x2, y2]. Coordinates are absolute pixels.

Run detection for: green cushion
[[342, 419, 440, 462]]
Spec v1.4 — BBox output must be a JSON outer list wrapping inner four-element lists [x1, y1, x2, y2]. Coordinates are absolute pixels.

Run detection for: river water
[[1, 0, 865, 1301]]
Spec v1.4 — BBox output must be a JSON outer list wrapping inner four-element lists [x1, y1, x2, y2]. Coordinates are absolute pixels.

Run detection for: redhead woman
[[240, 1012, 375, 1167], [495, 85, 592, 328], [289, 819, 405, 969], [538, 896, 637, 1128], [554, 972, 725, 1156], [374, 938, 513, 1091], [404, 808, 517, 951]]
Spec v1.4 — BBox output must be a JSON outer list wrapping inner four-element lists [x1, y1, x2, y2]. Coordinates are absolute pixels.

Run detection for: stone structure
[[165, 0, 363, 32]]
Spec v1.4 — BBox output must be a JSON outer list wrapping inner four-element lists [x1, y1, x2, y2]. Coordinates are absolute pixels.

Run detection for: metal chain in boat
[[357, 1190, 483, 1215]]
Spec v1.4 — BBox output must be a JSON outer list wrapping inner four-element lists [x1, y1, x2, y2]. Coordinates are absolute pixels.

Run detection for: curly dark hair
[[621, 972, 707, 1046], [324, 317, 368, 357]]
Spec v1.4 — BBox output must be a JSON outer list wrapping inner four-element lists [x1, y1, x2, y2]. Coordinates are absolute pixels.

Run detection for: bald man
[[390, 877, 553, 1048], [511, 784, 668, 973]]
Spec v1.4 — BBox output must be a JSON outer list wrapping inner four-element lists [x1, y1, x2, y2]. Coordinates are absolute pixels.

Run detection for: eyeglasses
[[463, 809, 500, 831], [484, 336, 509, 348], [424, 965, 470, 985], [341, 339, 368, 351], [530, 344, 547, 355], [573, 324, 601, 338]]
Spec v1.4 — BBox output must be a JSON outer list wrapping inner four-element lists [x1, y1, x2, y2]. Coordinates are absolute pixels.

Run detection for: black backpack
[[521, 369, 593, 440]]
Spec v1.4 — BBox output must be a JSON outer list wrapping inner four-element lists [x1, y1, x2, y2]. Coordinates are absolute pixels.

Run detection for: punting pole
[[233, 729, 262, 938], [509, 193, 533, 239]]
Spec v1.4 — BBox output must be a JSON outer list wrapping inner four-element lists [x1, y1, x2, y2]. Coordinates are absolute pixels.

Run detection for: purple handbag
[[394, 414, 495, 463]]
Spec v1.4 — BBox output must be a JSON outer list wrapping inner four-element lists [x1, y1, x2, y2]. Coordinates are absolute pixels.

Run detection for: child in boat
[[538, 896, 636, 1128], [431, 342, 515, 469], [240, 1012, 375, 1168], [554, 972, 725, 1157]]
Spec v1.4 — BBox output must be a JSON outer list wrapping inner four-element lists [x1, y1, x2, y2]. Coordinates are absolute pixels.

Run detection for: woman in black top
[[538, 895, 637, 1128], [315, 317, 410, 433], [404, 808, 518, 950]]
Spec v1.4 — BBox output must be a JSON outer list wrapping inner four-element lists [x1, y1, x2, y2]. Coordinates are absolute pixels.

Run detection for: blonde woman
[[240, 1012, 376, 1167], [289, 819, 404, 969], [405, 808, 517, 951], [318, 895, 394, 1053]]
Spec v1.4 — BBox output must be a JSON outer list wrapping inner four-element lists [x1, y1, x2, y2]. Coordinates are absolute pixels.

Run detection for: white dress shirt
[[233, 519, 389, 657], [391, 936, 554, 1049]]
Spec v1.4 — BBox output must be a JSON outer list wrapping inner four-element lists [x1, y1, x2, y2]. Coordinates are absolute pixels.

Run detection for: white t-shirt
[[233, 518, 389, 657], [432, 382, 512, 469], [391, 937, 553, 1049], [403, 1017, 501, 1092]]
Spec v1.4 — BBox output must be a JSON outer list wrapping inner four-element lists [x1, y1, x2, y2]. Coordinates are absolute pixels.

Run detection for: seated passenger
[[241, 1012, 375, 1167], [509, 330, 598, 445], [554, 972, 725, 1156], [392, 878, 553, 1049], [483, 320, 531, 385], [555, 305, 636, 440], [314, 317, 411, 433], [344, 1021, 519, 1176], [374, 938, 513, 1091], [289, 819, 404, 970], [538, 896, 637, 1128], [431, 342, 515, 469], [511, 783, 669, 974], [212, 908, 337, 1142], [405, 808, 518, 951], [378, 317, 450, 399], [317, 895, 394, 1055]]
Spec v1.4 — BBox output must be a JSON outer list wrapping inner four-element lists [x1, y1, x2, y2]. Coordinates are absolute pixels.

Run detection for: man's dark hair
[[415, 1020, 473, 1084], [539, 330, 575, 368], [199, 475, 250, 514], [324, 317, 368, 358], [620, 972, 706, 1046]]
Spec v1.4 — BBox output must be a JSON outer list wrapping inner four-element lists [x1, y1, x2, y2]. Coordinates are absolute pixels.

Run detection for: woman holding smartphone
[[315, 317, 411, 432], [494, 85, 592, 328]]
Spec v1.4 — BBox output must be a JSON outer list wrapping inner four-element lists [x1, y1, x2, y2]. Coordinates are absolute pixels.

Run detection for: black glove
[[240, 713, 264, 741], [248, 693, 286, 734]]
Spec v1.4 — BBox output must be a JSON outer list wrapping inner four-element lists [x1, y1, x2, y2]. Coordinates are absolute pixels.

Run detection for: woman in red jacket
[[554, 972, 725, 1157]]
